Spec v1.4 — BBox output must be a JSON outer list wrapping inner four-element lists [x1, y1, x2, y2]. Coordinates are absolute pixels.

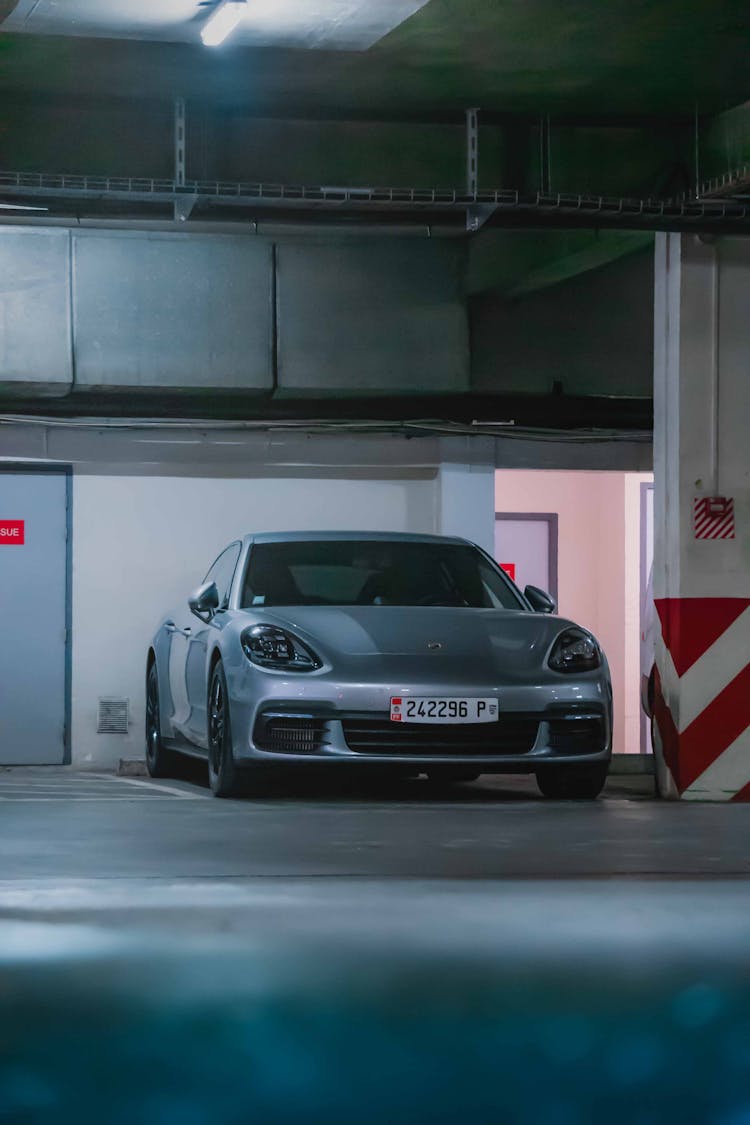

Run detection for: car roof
[[241, 531, 472, 547]]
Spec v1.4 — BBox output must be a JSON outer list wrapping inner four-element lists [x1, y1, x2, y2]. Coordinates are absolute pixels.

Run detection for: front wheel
[[536, 762, 609, 799], [145, 662, 178, 778], [207, 661, 243, 798]]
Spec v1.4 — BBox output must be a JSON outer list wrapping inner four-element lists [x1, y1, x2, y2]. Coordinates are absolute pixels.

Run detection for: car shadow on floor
[[171, 756, 595, 804]]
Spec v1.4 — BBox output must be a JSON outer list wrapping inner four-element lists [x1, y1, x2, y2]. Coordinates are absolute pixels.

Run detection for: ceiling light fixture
[[201, 0, 247, 47]]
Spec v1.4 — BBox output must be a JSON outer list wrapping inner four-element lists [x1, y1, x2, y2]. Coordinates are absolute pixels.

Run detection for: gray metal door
[[494, 514, 559, 602], [0, 470, 69, 764]]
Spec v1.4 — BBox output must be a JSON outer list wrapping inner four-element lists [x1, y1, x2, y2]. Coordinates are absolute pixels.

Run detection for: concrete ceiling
[[0, 0, 744, 430], [0, 0, 747, 117], [1, 0, 432, 51]]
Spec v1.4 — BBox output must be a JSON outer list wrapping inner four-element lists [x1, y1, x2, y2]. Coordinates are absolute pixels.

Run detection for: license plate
[[390, 697, 498, 724]]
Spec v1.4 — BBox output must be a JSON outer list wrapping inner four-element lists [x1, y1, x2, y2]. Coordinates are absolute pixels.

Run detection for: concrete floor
[[2, 767, 750, 1123], [2, 765, 749, 880]]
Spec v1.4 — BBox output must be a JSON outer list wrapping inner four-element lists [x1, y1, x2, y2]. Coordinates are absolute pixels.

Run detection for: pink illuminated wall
[[495, 470, 653, 754]]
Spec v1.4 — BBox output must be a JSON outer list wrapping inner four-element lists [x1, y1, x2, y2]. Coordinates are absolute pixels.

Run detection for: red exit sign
[[0, 520, 24, 544]]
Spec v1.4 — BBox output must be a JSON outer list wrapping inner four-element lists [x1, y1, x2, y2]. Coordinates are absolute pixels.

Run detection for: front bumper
[[233, 700, 612, 773], [226, 654, 612, 772]]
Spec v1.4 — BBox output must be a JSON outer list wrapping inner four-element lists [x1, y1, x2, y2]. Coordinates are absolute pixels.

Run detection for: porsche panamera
[[146, 532, 612, 797]]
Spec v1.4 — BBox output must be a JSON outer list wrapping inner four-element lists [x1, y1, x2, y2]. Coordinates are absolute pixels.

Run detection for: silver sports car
[[146, 531, 612, 798]]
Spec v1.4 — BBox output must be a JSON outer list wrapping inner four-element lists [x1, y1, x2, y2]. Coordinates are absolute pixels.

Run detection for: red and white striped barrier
[[652, 598, 750, 800]]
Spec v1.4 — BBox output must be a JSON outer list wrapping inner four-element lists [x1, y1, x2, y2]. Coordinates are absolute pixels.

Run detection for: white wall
[[437, 437, 496, 555], [72, 472, 438, 766]]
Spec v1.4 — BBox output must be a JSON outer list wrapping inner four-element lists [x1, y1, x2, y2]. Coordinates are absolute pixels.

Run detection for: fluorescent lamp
[[201, 0, 246, 47]]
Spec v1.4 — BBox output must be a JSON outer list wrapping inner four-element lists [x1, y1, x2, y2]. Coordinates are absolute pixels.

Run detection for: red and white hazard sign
[[694, 496, 735, 540]]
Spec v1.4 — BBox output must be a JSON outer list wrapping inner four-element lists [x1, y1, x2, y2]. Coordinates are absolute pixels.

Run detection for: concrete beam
[[467, 228, 653, 297], [504, 231, 654, 298]]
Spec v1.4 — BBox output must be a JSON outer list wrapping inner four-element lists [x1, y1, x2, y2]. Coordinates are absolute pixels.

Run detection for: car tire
[[535, 762, 609, 799], [145, 662, 179, 778], [207, 660, 243, 798]]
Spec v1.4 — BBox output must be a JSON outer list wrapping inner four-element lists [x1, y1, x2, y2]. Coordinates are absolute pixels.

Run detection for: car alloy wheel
[[145, 663, 176, 778], [208, 672, 225, 776], [207, 661, 243, 798]]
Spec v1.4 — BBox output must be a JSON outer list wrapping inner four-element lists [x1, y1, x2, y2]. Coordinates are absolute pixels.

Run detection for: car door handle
[[165, 622, 192, 637]]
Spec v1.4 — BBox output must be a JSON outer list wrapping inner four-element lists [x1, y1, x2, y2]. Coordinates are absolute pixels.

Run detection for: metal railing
[[0, 170, 747, 225]]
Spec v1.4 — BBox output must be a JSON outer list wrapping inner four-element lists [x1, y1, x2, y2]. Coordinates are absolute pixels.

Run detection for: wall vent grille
[[98, 698, 129, 734]]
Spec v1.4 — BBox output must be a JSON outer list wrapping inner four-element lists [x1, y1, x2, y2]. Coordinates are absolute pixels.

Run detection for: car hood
[[251, 606, 579, 671]]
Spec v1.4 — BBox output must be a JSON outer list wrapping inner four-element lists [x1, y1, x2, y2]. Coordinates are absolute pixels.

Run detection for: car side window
[[477, 559, 523, 609], [203, 543, 242, 608]]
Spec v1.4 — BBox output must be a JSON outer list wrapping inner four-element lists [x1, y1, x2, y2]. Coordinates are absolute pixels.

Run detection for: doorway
[[494, 513, 559, 603], [0, 468, 71, 764]]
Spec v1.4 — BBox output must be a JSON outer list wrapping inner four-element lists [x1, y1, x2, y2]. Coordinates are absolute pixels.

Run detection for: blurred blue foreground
[[1, 880, 750, 1124]]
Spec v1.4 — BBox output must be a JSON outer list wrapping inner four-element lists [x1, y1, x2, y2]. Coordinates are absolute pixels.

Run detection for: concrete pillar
[[652, 234, 750, 800], [437, 437, 496, 556]]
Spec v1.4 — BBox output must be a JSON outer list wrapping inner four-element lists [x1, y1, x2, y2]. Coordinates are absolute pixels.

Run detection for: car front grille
[[253, 714, 330, 754], [341, 716, 541, 757], [252, 710, 607, 759]]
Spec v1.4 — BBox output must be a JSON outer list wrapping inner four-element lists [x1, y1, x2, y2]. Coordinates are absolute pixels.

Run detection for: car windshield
[[240, 540, 525, 610]]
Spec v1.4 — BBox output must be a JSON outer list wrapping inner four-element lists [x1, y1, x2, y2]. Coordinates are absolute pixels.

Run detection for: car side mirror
[[524, 585, 556, 614], [188, 581, 220, 621]]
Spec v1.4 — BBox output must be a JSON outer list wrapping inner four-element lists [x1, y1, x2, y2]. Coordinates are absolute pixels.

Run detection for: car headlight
[[548, 628, 600, 673], [241, 625, 322, 672]]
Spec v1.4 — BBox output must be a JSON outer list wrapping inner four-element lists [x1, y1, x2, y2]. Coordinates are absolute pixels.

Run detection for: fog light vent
[[98, 698, 129, 734]]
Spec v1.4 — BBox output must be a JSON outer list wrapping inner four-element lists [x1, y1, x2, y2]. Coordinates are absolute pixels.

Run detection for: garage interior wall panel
[[0, 229, 72, 395], [72, 472, 438, 767], [72, 232, 273, 391], [472, 249, 654, 396], [277, 240, 469, 394]]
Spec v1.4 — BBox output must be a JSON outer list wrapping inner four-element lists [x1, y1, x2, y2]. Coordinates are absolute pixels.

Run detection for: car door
[[184, 542, 242, 746], [166, 602, 197, 739], [166, 543, 240, 745]]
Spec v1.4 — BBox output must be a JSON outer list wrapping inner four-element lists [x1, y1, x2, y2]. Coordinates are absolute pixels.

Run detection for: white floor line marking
[[0, 778, 155, 786], [0, 778, 138, 784], [87, 773, 208, 799], [0, 782, 126, 789], [0, 791, 150, 798], [0, 796, 203, 802]]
